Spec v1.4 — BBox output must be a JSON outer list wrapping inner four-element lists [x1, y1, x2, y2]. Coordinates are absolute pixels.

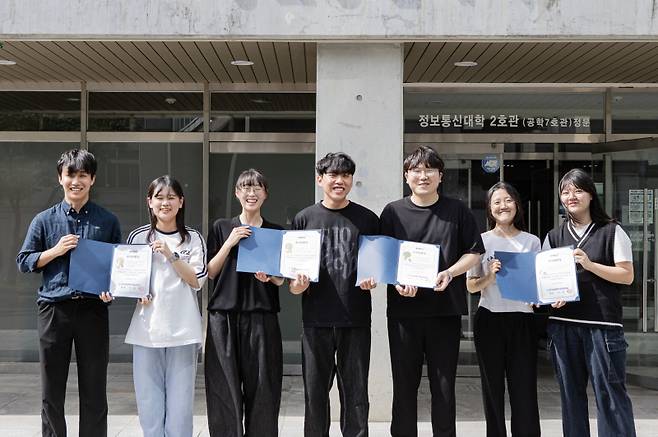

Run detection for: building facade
[[2, 0, 658, 419]]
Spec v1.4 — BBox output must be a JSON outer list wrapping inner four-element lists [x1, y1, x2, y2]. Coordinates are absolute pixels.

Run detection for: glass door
[[593, 142, 658, 333], [439, 155, 500, 336], [442, 158, 476, 337], [502, 159, 553, 242]]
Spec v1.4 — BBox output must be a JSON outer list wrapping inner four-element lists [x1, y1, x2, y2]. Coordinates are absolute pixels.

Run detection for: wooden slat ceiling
[[1, 41, 658, 84], [0, 41, 317, 84], [404, 41, 658, 83]]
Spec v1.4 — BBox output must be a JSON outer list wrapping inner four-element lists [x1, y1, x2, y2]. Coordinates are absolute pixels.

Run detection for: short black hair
[[57, 149, 97, 177], [315, 152, 356, 176], [403, 146, 444, 173], [235, 168, 269, 194]]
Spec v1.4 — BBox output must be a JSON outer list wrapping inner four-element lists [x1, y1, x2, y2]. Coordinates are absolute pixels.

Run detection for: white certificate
[[396, 241, 440, 288], [535, 247, 579, 304], [279, 230, 322, 282], [109, 245, 152, 298]]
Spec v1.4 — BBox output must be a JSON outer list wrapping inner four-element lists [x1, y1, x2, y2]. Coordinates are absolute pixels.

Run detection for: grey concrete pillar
[[316, 42, 404, 421]]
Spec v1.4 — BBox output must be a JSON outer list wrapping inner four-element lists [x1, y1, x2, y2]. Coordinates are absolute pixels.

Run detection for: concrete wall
[[2, 1, 658, 39], [316, 42, 403, 421]]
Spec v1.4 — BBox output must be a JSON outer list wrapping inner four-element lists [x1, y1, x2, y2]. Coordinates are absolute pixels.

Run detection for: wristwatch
[[168, 252, 180, 263]]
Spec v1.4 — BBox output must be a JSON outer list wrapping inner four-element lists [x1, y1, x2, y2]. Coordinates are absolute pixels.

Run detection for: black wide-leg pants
[[204, 311, 283, 437], [474, 307, 540, 437]]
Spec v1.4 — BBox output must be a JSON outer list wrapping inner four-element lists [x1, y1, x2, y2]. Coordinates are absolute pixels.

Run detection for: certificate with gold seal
[[395, 241, 441, 288], [109, 244, 152, 298], [279, 230, 322, 282], [535, 247, 579, 304]]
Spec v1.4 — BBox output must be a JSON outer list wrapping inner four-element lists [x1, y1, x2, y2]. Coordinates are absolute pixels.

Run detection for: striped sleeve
[[127, 224, 150, 244]]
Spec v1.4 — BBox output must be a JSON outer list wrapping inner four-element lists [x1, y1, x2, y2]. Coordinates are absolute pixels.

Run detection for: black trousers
[[473, 307, 541, 437], [302, 326, 371, 437], [205, 311, 283, 437], [37, 299, 109, 437], [388, 316, 461, 437]]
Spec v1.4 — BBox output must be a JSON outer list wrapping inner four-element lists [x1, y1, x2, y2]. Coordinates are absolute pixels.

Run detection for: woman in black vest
[[545, 168, 636, 437]]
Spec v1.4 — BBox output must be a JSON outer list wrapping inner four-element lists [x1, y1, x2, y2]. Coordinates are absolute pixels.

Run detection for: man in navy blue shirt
[[17, 149, 121, 437]]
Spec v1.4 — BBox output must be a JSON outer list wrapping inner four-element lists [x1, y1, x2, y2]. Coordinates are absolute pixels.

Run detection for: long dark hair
[[146, 175, 189, 245], [486, 182, 526, 231], [559, 168, 613, 225]]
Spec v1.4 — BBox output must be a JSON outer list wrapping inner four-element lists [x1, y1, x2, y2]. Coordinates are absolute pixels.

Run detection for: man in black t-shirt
[[290, 152, 379, 437], [380, 146, 484, 437]]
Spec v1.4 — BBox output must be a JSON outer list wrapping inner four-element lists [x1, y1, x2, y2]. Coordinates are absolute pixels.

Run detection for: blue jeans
[[547, 322, 636, 437], [133, 343, 199, 437]]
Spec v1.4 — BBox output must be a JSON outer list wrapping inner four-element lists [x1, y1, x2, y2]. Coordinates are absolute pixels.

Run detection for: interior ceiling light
[[66, 97, 80, 102], [0, 59, 16, 66], [251, 98, 270, 104], [231, 59, 254, 66], [165, 97, 177, 105], [454, 61, 478, 67]]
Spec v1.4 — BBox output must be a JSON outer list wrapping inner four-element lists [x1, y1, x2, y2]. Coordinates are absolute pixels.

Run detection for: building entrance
[[431, 140, 658, 386]]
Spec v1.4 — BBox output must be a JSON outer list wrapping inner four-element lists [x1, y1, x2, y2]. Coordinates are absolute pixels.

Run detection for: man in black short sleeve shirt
[[380, 146, 484, 437], [289, 153, 379, 437]]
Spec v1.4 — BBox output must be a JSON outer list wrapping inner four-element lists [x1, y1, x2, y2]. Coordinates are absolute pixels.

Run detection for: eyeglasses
[[238, 186, 264, 194], [407, 168, 439, 177]]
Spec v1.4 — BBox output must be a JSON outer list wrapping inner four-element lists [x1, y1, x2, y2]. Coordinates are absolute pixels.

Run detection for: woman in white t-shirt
[[466, 182, 541, 437], [123, 175, 207, 437]]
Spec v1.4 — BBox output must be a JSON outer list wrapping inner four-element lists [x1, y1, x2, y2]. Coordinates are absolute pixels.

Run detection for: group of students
[[17, 146, 636, 437]]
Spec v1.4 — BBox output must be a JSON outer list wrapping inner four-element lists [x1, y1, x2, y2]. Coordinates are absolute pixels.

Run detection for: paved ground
[[1, 361, 657, 436]]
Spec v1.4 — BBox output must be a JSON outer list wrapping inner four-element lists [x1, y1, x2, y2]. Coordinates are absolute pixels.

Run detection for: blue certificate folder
[[236, 227, 284, 278], [494, 251, 539, 303], [236, 227, 322, 282], [494, 250, 580, 304], [68, 239, 117, 295], [355, 235, 440, 286]]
